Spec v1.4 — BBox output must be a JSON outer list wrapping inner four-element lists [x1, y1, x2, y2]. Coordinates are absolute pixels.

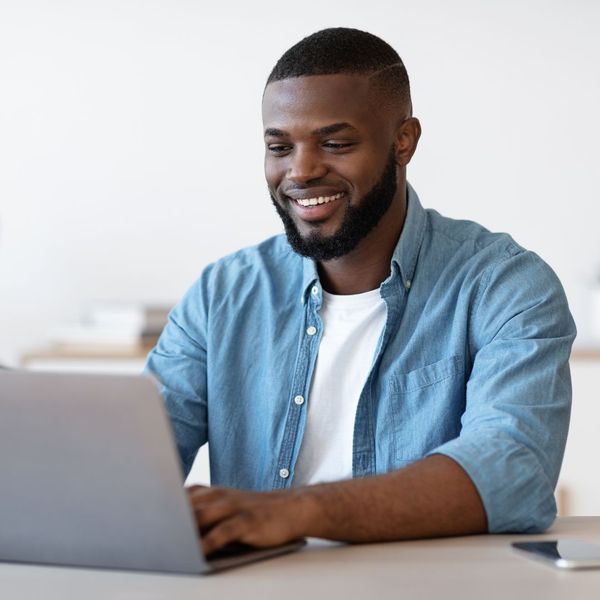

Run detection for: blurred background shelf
[[570, 347, 600, 361], [20, 344, 154, 374]]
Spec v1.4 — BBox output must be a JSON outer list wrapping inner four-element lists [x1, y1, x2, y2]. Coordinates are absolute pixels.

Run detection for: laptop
[[0, 369, 304, 574]]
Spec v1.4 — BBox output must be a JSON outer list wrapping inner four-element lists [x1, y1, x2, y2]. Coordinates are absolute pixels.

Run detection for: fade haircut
[[267, 28, 412, 114]]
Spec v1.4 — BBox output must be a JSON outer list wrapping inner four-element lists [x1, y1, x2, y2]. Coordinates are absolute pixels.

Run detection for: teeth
[[296, 192, 343, 207]]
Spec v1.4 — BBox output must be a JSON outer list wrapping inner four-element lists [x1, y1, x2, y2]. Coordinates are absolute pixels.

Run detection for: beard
[[270, 148, 398, 261]]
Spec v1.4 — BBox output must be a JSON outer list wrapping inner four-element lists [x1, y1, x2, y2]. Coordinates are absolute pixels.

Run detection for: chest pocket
[[385, 355, 466, 464]]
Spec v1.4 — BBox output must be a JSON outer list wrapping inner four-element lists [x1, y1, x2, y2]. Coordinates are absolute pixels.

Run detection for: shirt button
[[294, 395, 305, 405], [279, 468, 290, 479], [405, 279, 412, 289], [311, 286, 319, 296], [306, 325, 317, 336]]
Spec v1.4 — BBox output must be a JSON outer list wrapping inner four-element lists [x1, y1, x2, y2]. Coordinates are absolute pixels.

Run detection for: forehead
[[262, 74, 385, 133]]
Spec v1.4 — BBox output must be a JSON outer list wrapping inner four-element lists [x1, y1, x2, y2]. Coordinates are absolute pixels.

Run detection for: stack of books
[[47, 302, 172, 355]]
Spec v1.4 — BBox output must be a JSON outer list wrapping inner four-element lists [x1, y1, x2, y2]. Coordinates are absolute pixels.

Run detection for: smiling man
[[146, 28, 576, 554]]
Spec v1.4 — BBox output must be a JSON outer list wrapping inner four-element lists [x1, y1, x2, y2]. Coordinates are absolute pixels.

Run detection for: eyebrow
[[264, 122, 358, 138], [264, 127, 287, 138], [315, 122, 357, 135]]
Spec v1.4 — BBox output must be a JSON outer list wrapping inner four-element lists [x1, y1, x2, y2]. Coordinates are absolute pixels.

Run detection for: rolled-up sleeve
[[429, 248, 576, 533], [144, 266, 213, 476]]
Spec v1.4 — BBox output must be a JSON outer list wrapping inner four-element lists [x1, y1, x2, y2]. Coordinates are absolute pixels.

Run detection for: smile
[[294, 192, 344, 207]]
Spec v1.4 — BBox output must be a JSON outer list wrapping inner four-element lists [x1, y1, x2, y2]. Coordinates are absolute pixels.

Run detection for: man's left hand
[[187, 486, 314, 555]]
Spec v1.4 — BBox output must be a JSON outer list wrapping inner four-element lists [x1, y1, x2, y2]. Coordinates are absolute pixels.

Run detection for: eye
[[267, 144, 292, 155], [322, 141, 355, 151]]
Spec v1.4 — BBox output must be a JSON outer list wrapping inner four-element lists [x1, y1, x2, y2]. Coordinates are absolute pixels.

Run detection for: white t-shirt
[[292, 287, 387, 487]]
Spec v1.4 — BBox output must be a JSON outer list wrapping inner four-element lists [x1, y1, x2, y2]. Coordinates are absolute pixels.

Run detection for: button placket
[[272, 296, 322, 490]]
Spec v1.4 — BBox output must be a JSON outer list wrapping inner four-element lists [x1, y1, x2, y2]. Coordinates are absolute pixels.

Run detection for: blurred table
[[0, 517, 599, 600]]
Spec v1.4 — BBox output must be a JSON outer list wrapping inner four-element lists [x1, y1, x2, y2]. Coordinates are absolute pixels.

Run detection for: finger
[[201, 514, 252, 555], [236, 522, 295, 549], [193, 498, 239, 530], [187, 485, 228, 504]]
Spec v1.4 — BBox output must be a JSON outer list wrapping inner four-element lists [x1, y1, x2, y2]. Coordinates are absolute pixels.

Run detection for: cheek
[[339, 158, 381, 194], [264, 158, 284, 190]]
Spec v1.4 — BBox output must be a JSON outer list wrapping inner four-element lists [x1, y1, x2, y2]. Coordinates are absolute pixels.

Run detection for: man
[[145, 28, 575, 555]]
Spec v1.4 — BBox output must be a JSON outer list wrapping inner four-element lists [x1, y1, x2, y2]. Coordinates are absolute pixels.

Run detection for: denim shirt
[[145, 184, 576, 533]]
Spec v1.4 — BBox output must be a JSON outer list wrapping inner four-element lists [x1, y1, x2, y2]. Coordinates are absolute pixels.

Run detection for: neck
[[317, 181, 408, 295]]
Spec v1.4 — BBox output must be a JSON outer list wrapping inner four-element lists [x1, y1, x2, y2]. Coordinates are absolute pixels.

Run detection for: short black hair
[[267, 28, 412, 113]]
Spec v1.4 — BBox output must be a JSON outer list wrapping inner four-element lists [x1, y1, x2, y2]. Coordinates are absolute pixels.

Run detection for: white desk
[[1, 517, 599, 599]]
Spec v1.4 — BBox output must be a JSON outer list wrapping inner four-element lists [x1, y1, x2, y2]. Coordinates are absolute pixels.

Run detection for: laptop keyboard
[[206, 541, 260, 562]]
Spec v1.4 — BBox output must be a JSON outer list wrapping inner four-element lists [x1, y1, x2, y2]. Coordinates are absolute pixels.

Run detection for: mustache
[[279, 182, 340, 195]]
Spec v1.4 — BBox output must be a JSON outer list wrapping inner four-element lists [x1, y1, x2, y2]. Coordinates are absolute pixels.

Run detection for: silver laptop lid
[[0, 370, 206, 574]]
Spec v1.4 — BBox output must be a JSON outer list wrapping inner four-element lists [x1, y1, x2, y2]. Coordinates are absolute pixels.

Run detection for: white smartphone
[[512, 539, 600, 570]]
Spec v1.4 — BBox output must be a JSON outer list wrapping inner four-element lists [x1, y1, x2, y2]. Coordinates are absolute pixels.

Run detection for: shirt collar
[[300, 182, 427, 302], [391, 182, 427, 290]]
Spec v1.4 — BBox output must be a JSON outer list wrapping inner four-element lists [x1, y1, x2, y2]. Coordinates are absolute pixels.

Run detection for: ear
[[394, 117, 421, 167]]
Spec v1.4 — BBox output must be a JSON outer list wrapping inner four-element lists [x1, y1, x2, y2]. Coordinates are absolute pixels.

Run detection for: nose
[[286, 146, 328, 184]]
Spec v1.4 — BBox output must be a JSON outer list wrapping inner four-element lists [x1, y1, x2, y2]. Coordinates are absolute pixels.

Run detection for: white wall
[[1, 0, 599, 364]]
